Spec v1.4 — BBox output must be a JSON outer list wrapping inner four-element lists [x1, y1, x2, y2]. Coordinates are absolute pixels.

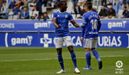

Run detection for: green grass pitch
[[0, 47, 129, 75]]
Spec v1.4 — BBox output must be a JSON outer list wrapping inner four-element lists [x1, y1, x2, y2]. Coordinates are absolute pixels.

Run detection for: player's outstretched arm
[[70, 20, 80, 28]]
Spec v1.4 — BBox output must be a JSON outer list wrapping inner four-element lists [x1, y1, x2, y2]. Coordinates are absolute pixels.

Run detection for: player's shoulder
[[53, 10, 60, 14], [92, 11, 99, 15], [86, 11, 99, 16], [83, 11, 89, 18], [64, 11, 72, 15], [83, 12, 87, 16]]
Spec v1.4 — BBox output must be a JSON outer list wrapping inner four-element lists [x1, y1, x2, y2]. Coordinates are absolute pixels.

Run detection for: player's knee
[[56, 48, 62, 54], [84, 48, 92, 51], [67, 46, 74, 52], [91, 48, 95, 50]]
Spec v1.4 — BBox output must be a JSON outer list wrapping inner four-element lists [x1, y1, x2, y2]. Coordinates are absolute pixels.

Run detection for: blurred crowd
[[0, 0, 129, 20], [0, 0, 60, 20], [72, 0, 129, 19], [99, 0, 129, 19]]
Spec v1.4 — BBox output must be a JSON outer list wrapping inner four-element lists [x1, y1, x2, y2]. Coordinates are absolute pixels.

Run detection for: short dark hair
[[58, 1, 67, 7], [84, 2, 92, 10]]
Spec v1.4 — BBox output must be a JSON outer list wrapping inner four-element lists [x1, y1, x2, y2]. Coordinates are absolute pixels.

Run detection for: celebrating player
[[52, 1, 80, 74], [81, 2, 103, 70]]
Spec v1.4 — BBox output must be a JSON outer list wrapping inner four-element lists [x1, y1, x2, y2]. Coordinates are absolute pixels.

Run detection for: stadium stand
[[0, 0, 129, 19]]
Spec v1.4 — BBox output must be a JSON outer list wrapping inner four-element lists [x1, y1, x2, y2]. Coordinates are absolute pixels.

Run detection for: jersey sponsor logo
[[89, 32, 98, 34], [65, 15, 68, 18], [57, 15, 60, 17], [108, 21, 126, 29], [11, 36, 33, 46]]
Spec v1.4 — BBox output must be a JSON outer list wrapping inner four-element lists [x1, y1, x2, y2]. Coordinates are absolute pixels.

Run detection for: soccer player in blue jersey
[[52, 1, 80, 74], [81, 2, 102, 70]]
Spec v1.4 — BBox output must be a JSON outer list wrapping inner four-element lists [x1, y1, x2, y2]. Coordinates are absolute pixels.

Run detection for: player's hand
[[75, 25, 80, 28], [74, 24, 80, 28], [80, 37, 83, 43], [56, 25, 61, 29]]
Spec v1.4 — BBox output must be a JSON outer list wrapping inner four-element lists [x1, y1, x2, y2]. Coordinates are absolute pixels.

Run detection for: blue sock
[[70, 51, 77, 68], [57, 54, 64, 70], [92, 49, 101, 62], [85, 51, 91, 68]]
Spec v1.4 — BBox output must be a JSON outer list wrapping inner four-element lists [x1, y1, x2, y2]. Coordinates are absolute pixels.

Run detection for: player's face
[[83, 5, 88, 12], [60, 2, 67, 12]]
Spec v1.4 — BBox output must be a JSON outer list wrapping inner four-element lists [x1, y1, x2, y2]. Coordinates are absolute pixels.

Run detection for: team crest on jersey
[[65, 15, 68, 18], [57, 15, 60, 17]]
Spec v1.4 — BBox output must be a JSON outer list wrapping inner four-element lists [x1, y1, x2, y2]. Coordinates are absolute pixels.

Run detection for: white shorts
[[54, 36, 73, 48], [83, 38, 97, 49]]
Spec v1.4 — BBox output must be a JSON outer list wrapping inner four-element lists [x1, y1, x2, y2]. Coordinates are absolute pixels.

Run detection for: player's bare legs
[[67, 46, 77, 68], [67, 46, 80, 74], [56, 48, 65, 74]]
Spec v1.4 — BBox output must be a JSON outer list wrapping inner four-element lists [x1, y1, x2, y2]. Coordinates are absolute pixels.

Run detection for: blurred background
[[0, 0, 129, 20]]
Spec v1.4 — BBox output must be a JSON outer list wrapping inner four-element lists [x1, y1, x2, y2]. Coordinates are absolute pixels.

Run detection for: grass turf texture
[[0, 48, 129, 75]]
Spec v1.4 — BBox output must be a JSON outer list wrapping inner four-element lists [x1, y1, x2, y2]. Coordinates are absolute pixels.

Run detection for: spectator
[[22, 0, 28, 7], [99, 5, 108, 18], [36, 0, 43, 15], [115, 0, 123, 15], [122, 5, 129, 18], [74, 3, 81, 18], [78, 0, 87, 16], [8, 9, 14, 19], [29, 5, 39, 19], [0, 0, 2, 10], [40, 12, 49, 21], [15, 0, 24, 9], [0, 0, 7, 14], [13, 5, 21, 15], [28, 0, 36, 11], [0, 0, 8, 19], [0, 0, 2, 9], [9, 0, 16, 10], [107, 3, 116, 18], [101, 0, 107, 6], [53, 0, 60, 8], [123, 0, 127, 4], [12, 4, 21, 19], [41, 0, 48, 13], [78, 0, 86, 9], [20, 6, 29, 19], [127, 0, 129, 5], [72, 0, 78, 13]]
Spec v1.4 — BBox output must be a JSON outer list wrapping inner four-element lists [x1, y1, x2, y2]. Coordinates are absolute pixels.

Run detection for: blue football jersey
[[53, 11, 73, 37], [82, 10, 101, 38]]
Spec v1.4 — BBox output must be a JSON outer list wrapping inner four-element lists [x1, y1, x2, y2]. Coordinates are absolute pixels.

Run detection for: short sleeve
[[53, 12, 57, 19], [82, 14, 87, 26]]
